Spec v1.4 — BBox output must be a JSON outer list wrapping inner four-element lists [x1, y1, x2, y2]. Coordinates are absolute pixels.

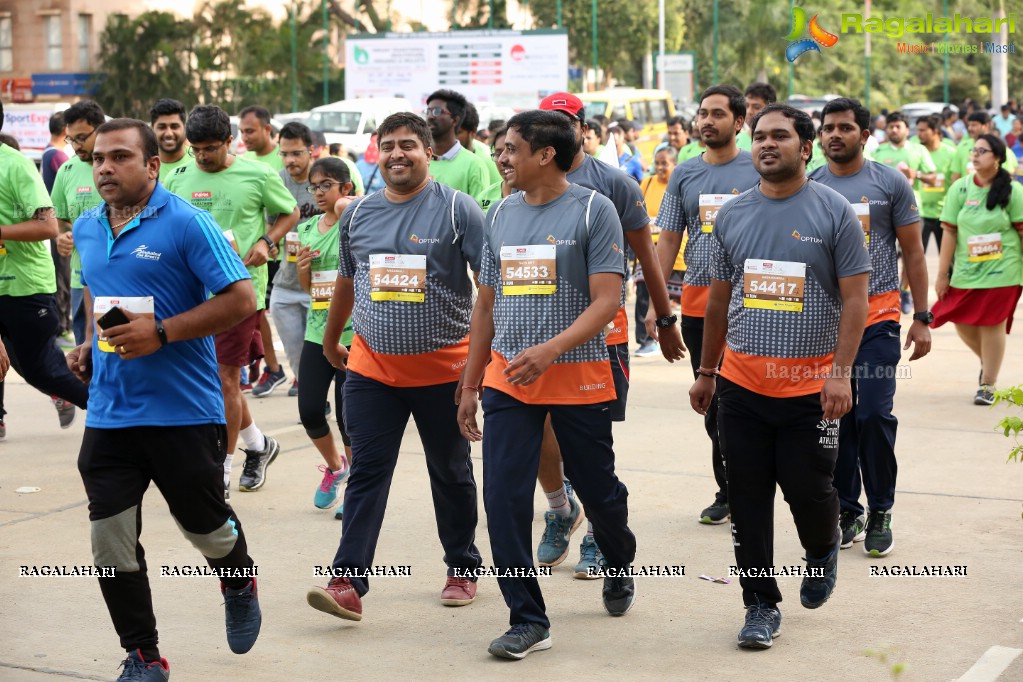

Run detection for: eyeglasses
[[307, 181, 341, 194], [278, 148, 310, 159], [188, 142, 226, 157], [65, 129, 96, 147], [423, 106, 451, 118], [970, 147, 993, 156]]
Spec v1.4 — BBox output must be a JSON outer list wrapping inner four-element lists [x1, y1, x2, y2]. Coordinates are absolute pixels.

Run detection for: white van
[[305, 97, 413, 156]]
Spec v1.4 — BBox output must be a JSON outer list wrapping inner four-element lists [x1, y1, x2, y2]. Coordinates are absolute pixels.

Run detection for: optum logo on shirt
[[791, 230, 824, 244]]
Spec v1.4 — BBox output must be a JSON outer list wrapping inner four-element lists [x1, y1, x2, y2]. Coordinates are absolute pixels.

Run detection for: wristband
[[696, 367, 718, 378], [155, 318, 169, 347], [461, 385, 478, 391], [259, 234, 275, 250]]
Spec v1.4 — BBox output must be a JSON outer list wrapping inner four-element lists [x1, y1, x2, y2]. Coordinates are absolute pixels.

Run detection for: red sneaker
[[306, 577, 363, 621], [440, 576, 477, 606]]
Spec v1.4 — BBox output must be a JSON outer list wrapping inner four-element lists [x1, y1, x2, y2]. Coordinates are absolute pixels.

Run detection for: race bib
[[699, 194, 737, 234], [285, 232, 301, 263], [369, 254, 426, 302], [500, 244, 556, 295], [311, 269, 337, 310], [924, 173, 945, 193], [93, 296, 155, 353], [743, 259, 806, 312], [968, 233, 1003, 262], [222, 229, 240, 255], [852, 202, 871, 245]]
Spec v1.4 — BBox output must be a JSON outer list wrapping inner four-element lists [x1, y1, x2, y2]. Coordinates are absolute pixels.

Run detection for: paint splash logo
[[784, 7, 838, 62]]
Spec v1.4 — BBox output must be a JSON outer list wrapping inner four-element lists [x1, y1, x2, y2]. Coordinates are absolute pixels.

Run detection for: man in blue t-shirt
[[68, 119, 263, 679]]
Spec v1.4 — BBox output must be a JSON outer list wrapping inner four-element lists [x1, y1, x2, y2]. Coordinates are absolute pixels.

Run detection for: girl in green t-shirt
[[933, 134, 1023, 406], [295, 158, 355, 514]]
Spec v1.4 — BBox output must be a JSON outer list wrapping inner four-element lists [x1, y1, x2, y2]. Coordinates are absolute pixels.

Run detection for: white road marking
[[957, 646, 1023, 682]]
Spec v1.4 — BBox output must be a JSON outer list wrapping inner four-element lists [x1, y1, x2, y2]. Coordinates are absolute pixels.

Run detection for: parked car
[[578, 88, 677, 162], [305, 97, 413, 157], [900, 101, 958, 124], [783, 94, 841, 116]]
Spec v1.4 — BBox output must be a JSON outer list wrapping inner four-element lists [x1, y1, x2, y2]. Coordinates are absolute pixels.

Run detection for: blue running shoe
[[313, 464, 347, 509], [536, 496, 582, 567]]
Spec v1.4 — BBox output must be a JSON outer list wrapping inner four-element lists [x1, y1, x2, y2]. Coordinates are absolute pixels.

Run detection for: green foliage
[[993, 385, 1023, 463], [528, 0, 687, 88]]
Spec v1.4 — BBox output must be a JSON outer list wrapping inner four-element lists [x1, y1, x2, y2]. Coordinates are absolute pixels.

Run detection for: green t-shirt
[[429, 147, 489, 208], [0, 145, 56, 296], [677, 141, 704, 162], [339, 156, 365, 195], [51, 156, 102, 289], [164, 156, 297, 310], [805, 140, 827, 174], [736, 129, 752, 152], [298, 214, 352, 345], [478, 180, 504, 213], [940, 176, 1023, 289], [873, 141, 936, 195], [952, 137, 1018, 177], [918, 141, 956, 219], [158, 154, 190, 181], [470, 141, 503, 185], [243, 148, 285, 172]]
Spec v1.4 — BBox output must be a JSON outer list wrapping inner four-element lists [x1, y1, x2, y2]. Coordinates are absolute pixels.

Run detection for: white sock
[[223, 454, 233, 487], [240, 423, 265, 451], [545, 486, 570, 517], [586, 521, 594, 536]]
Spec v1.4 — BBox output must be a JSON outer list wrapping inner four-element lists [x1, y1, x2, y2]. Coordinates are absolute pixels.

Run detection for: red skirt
[[931, 285, 1023, 333]]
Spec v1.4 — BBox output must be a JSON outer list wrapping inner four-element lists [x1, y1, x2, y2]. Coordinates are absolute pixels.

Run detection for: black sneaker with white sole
[[864, 509, 894, 557], [839, 510, 866, 549], [238, 436, 280, 492], [488, 623, 552, 660], [602, 574, 636, 616], [699, 499, 730, 525], [738, 602, 782, 650]]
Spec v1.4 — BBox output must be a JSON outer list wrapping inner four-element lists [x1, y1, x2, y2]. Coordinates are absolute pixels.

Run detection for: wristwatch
[[655, 313, 678, 329], [912, 310, 934, 324], [259, 234, 276, 250]]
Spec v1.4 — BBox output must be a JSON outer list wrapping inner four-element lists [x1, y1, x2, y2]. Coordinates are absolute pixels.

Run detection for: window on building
[[78, 14, 91, 70], [46, 15, 62, 70], [0, 17, 12, 72]]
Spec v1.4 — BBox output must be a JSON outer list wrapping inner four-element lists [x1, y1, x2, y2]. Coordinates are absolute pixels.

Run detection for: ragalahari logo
[[785, 7, 839, 62]]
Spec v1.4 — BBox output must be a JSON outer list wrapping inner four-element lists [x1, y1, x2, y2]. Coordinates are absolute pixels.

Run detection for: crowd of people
[[0, 79, 1020, 679]]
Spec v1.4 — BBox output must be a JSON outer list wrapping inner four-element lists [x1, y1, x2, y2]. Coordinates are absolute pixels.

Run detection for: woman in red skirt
[[932, 134, 1023, 404]]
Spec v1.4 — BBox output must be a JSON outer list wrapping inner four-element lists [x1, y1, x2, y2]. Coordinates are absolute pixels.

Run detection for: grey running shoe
[[53, 398, 76, 429], [738, 602, 782, 650], [238, 436, 280, 492], [839, 510, 866, 549], [699, 500, 730, 525], [602, 574, 636, 616], [488, 623, 552, 660]]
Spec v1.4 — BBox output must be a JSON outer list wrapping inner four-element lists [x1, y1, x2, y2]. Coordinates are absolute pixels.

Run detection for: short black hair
[[820, 97, 871, 133], [751, 103, 815, 145], [700, 85, 746, 121], [96, 118, 160, 162], [584, 118, 602, 136], [917, 114, 941, 131], [279, 121, 313, 147], [666, 115, 686, 128], [0, 132, 20, 149], [460, 102, 479, 133], [311, 130, 327, 148], [968, 111, 991, 125], [149, 98, 186, 126], [505, 110, 577, 172], [426, 89, 468, 126], [487, 119, 506, 136], [885, 111, 907, 126], [377, 111, 434, 151], [186, 105, 231, 143], [309, 156, 353, 194], [63, 100, 106, 128], [329, 143, 342, 156], [238, 105, 272, 126], [744, 82, 777, 104], [48, 112, 66, 136]]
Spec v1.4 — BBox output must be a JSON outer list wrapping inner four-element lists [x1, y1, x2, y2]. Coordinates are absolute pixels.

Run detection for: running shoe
[[313, 464, 347, 509], [699, 500, 730, 525], [536, 496, 582, 566], [53, 397, 76, 429], [573, 534, 604, 580], [238, 436, 280, 492], [222, 579, 261, 654], [115, 650, 169, 681], [602, 574, 636, 616], [634, 340, 660, 357], [252, 367, 287, 398], [800, 540, 838, 609], [839, 510, 866, 548], [864, 510, 894, 557], [287, 379, 299, 397], [488, 623, 551, 660], [975, 385, 995, 406], [738, 601, 782, 650]]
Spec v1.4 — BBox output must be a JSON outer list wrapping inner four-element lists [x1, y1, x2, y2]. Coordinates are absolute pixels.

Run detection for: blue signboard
[[31, 72, 97, 96]]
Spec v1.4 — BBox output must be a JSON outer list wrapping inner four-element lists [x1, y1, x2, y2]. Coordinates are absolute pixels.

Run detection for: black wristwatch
[[259, 234, 276, 250], [655, 313, 678, 329], [912, 311, 934, 324]]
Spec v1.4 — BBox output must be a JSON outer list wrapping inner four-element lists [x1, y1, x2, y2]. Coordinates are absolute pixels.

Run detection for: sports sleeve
[[889, 168, 921, 227], [608, 172, 649, 232], [337, 199, 360, 279], [656, 167, 685, 234], [12, 157, 53, 220], [186, 211, 252, 295], [478, 205, 501, 288], [50, 166, 70, 220], [708, 208, 735, 282], [832, 200, 873, 278], [455, 192, 486, 272], [261, 168, 299, 217], [1008, 182, 1023, 222], [918, 146, 936, 173], [585, 195, 627, 277], [468, 156, 489, 208], [939, 178, 967, 225]]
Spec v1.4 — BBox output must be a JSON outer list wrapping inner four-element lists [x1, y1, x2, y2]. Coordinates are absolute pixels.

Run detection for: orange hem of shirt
[[483, 351, 617, 405], [681, 285, 710, 318], [605, 307, 629, 345], [867, 290, 901, 326], [720, 348, 834, 398], [347, 334, 468, 387]]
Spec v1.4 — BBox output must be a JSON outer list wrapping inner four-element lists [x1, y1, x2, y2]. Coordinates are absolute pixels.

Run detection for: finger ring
[[117, 346, 126, 354]]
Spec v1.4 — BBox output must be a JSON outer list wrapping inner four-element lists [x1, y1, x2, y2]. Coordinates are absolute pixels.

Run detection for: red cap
[[539, 92, 585, 121]]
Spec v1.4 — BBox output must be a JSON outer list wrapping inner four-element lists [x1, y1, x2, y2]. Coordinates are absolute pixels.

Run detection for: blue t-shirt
[[75, 183, 251, 428], [618, 152, 644, 183]]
